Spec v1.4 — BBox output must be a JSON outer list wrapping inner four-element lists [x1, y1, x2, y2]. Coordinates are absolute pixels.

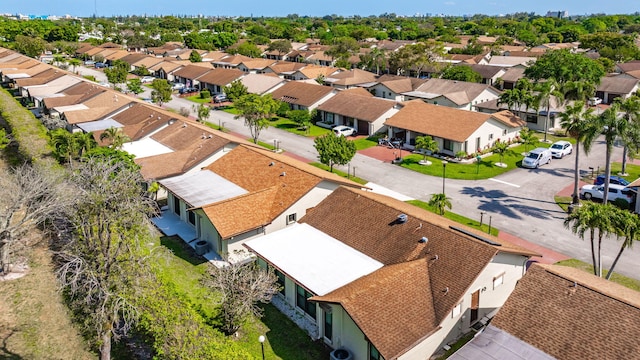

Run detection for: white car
[[332, 125, 356, 137], [580, 183, 635, 203], [172, 82, 185, 90], [588, 97, 602, 106], [549, 140, 573, 158], [140, 76, 155, 83]]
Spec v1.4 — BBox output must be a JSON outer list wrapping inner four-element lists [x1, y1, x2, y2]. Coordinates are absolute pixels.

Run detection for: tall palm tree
[[559, 101, 598, 206], [534, 80, 564, 143], [99, 127, 130, 150], [428, 193, 452, 216], [615, 96, 640, 175], [595, 104, 630, 204], [73, 131, 97, 157], [68, 58, 81, 74], [607, 209, 640, 280], [564, 202, 612, 277]]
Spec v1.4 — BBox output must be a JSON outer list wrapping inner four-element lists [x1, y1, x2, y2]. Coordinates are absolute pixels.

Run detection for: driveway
[[156, 95, 639, 279]]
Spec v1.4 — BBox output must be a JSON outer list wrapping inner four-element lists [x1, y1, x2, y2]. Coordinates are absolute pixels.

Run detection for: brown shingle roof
[[197, 68, 244, 86], [173, 64, 213, 80], [267, 61, 307, 75], [491, 110, 526, 128], [380, 77, 427, 94], [15, 68, 65, 87], [109, 103, 178, 141], [386, 100, 490, 142], [317, 91, 396, 122], [325, 69, 377, 86], [491, 264, 640, 360], [118, 53, 150, 66], [597, 76, 639, 94], [270, 81, 334, 107]]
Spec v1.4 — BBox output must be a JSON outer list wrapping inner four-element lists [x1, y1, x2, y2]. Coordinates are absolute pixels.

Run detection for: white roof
[[122, 137, 173, 159], [5, 73, 30, 79], [159, 170, 247, 208], [76, 118, 123, 133], [244, 223, 383, 296], [449, 325, 554, 360], [54, 104, 88, 112]]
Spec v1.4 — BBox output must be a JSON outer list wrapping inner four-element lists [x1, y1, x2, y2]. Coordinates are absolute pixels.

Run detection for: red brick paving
[[359, 143, 407, 163]]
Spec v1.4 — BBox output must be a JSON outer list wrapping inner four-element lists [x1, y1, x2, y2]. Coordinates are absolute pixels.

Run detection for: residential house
[[385, 100, 525, 155], [237, 58, 278, 74], [306, 50, 334, 67], [238, 73, 286, 95], [42, 81, 107, 120], [149, 60, 190, 81], [475, 97, 566, 132], [450, 264, 640, 360], [197, 68, 245, 95], [14, 67, 67, 96], [289, 64, 339, 81], [23, 74, 82, 109], [131, 56, 165, 74], [615, 60, 640, 75], [365, 75, 427, 101], [163, 144, 363, 262], [498, 67, 526, 90], [263, 61, 307, 80], [595, 76, 639, 104], [317, 89, 399, 135], [463, 64, 506, 86], [482, 56, 537, 69], [270, 81, 336, 111], [323, 69, 378, 89], [402, 78, 502, 111], [59, 90, 134, 130], [1, 62, 51, 84], [117, 53, 151, 72], [172, 63, 215, 88], [212, 54, 253, 69], [244, 186, 538, 360]]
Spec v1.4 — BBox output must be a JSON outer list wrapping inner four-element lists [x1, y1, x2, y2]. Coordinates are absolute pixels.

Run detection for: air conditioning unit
[[330, 349, 353, 360]]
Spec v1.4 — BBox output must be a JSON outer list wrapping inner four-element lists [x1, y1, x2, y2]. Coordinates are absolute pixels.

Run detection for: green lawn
[[184, 95, 211, 104], [554, 196, 572, 213], [399, 142, 551, 180], [268, 117, 332, 137], [407, 200, 499, 236], [555, 258, 640, 292], [533, 132, 575, 144], [354, 137, 379, 150], [309, 162, 368, 185]]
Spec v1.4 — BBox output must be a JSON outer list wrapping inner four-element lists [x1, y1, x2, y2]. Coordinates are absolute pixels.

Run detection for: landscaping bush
[[200, 89, 210, 99], [612, 198, 630, 210]]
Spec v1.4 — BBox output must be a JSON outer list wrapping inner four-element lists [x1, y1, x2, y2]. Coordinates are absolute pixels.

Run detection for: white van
[[522, 147, 552, 168]]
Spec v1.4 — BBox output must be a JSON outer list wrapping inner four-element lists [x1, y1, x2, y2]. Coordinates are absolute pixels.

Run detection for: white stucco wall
[[370, 84, 404, 101]]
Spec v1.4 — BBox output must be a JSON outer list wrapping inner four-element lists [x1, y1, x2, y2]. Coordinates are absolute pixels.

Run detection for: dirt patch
[[0, 244, 95, 359]]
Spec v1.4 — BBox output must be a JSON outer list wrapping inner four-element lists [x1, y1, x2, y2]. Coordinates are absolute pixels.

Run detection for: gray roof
[[160, 170, 247, 208], [449, 325, 554, 360], [76, 118, 123, 132]]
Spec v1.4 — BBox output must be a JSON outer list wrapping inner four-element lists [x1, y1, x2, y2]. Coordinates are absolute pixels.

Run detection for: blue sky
[[2, 0, 638, 18]]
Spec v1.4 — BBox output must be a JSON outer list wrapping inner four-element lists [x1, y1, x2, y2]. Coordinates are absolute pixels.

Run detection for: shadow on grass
[[160, 236, 207, 266], [259, 303, 331, 360]]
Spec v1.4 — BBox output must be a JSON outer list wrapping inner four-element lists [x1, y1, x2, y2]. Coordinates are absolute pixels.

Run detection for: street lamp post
[[258, 335, 265, 360], [480, 211, 485, 227], [442, 161, 448, 195]]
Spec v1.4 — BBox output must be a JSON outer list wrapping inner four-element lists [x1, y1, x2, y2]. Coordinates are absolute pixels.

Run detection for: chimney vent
[[397, 214, 408, 223]]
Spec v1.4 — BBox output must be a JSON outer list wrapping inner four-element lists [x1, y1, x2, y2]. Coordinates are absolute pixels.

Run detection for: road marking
[[488, 178, 521, 188]]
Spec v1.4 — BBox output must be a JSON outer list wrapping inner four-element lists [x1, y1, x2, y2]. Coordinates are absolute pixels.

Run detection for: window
[[296, 284, 316, 319], [443, 139, 453, 151], [526, 114, 537, 124], [275, 269, 285, 295], [188, 210, 196, 225], [502, 129, 507, 136], [173, 195, 181, 216], [488, 133, 494, 141], [369, 343, 383, 360], [452, 302, 462, 318], [493, 273, 505, 289], [287, 213, 297, 225], [324, 311, 333, 341]]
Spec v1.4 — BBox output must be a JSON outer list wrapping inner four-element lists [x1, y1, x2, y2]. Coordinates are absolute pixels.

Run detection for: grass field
[[555, 258, 640, 292]]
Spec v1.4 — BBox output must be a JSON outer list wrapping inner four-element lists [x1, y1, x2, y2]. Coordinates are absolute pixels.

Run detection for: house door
[[470, 289, 480, 324], [357, 120, 369, 135]]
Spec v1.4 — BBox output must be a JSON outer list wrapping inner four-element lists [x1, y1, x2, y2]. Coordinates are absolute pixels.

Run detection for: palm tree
[[595, 104, 630, 204], [565, 202, 613, 277], [558, 101, 598, 206], [73, 131, 97, 157], [615, 96, 640, 175], [607, 209, 640, 280], [68, 58, 81, 74], [518, 127, 538, 153], [534, 80, 563, 143], [492, 140, 510, 167], [428, 193, 452, 216], [414, 135, 439, 164], [100, 127, 130, 150]]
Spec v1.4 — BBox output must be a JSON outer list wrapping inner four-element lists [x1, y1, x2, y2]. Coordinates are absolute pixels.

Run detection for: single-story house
[[475, 97, 566, 132], [450, 264, 640, 360], [402, 78, 502, 111], [238, 73, 286, 95], [323, 69, 378, 89], [237, 58, 278, 74], [595, 76, 639, 104], [385, 100, 525, 155], [197, 68, 245, 95], [263, 61, 307, 80], [364, 75, 427, 102], [172, 63, 215, 88], [245, 186, 539, 360], [316, 88, 399, 136], [270, 81, 336, 111]]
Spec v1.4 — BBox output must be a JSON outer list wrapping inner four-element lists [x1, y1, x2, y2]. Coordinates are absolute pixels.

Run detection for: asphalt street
[[76, 66, 639, 279]]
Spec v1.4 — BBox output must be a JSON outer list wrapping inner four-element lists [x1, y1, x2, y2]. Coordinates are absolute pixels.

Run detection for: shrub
[[612, 198, 630, 210], [200, 89, 211, 99]]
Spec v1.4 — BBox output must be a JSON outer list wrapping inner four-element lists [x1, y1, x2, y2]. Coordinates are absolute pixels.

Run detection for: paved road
[[132, 86, 640, 279]]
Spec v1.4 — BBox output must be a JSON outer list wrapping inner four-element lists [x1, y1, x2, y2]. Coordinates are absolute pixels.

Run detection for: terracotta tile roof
[[491, 264, 640, 360], [197, 68, 244, 86], [386, 100, 490, 142], [597, 76, 639, 94], [312, 259, 439, 360], [325, 69, 377, 86], [173, 64, 213, 80], [200, 145, 362, 238], [317, 90, 396, 122], [270, 81, 334, 107], [303, 186, 536, 359], [135, 120, 233, 180]]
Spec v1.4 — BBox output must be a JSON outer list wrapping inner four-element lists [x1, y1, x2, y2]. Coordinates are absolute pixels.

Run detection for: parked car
[[580, 183, 635, 203], [594, 175, 630, 186], [522, 147, 552, 168], [213, 94, 228, 103], [332, 125, 356, 137], [549, 140, 573, 158], [179, 87, 197, 94], [94, 62, 107, 68], [172, 82, 185, 90], [140, 76, 155, 83], [588, 97, 602, 106], [83, 60, 95, 66]]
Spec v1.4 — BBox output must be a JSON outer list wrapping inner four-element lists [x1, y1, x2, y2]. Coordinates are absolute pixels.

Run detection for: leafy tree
[[388, 41, 445, 77], [14, 35, 46, 57], [127, 78, 143, 95], [224, 79, 248, 101], [234, 94, 278, 144], [607, 208, 640, 280], [189, 50, 202, 63], [49, 128, 97, 163], [68, 58, 81, 74], [104, 59, 129, 87], [414, 135, 439, 161], [565, 202, 615, 277], [203, 262, 279, 335], [287, 109, 312, 132], [266, 39, 292, 59], [325, 36, 360, 62], [440, 65, 482, 83], [131, 65, 150, 76], [192, 103, 211, 123], [56, 158, 155, 360], [579, 32, 640, 62], [524, 49, 605, 86], [428, 193, 452, 215], [99, 126, 130, 150], [0, 164, 68, 273], [150, 79, 173, 107], [358, 47, 387, 75], [231, 41, 262, 58], [313, 133, 357, 172], [615, 96, 640, 175]]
